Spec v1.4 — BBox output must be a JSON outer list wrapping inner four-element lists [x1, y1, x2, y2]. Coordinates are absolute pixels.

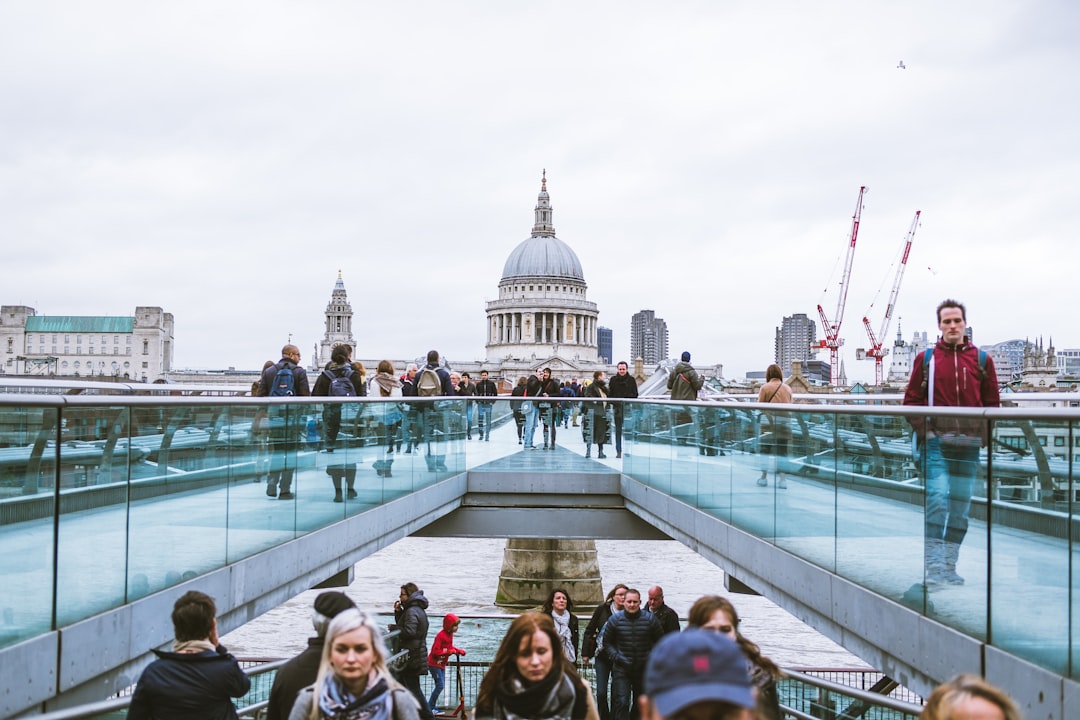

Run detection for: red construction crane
[[861, 210, 920, 385], [816, 186, 867, 387]]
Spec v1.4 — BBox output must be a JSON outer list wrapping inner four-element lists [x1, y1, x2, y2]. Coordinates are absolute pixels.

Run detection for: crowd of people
[[130, 583, 1026, 720], [251, 343, 660, 505]]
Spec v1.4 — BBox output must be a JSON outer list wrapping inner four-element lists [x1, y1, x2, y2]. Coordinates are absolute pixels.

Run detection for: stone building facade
[[0, 305, 174, 382]]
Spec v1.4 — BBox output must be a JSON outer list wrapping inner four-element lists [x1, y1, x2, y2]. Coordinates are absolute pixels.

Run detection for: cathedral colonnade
[[490, 311, 596, 346]]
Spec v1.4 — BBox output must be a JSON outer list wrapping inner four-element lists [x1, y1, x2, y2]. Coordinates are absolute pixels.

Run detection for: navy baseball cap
[[644, 629, 755, 716]]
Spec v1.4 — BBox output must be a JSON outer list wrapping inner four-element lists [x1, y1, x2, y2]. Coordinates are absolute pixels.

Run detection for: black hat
[[681, 351, 691, 362], [313, 591, 356, 619]]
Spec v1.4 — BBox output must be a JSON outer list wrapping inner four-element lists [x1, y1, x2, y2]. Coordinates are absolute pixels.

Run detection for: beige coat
[[758, 379, 792, 404]]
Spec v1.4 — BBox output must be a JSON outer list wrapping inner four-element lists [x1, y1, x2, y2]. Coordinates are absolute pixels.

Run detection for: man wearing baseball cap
[[640, 629, 757, 720], [266, 591, 357, 720]]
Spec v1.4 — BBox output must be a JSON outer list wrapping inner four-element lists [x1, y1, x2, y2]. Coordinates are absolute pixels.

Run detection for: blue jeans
[[593, 654, 612, 720], [477, 403, 493, 438], [466, 403, 474, 435], [427, 666, 445, 711], [523, 402, 538, 447], [924, 435, 979, 544], [610, 663, 643, 720]]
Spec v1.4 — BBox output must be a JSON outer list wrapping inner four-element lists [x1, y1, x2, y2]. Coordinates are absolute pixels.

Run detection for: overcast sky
[[2, 2, 1077, 383]]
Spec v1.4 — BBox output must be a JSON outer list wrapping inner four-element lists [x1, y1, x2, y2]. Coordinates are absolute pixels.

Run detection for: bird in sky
[[897, 60, 906, 69]]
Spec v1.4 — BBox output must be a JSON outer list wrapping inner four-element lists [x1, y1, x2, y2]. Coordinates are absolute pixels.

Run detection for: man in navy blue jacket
[[129, 591, 250, 720]]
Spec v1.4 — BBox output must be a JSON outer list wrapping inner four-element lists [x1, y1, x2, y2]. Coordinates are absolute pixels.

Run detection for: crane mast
[[816, 186, 866, 387], [861, 210, 920, 385]]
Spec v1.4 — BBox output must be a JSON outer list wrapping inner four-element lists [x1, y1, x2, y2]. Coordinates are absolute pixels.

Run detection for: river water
[[222, 537, 869, 670]]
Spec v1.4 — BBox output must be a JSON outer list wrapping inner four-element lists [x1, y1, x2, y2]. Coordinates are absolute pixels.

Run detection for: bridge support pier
[[495, 539, 604, 609]]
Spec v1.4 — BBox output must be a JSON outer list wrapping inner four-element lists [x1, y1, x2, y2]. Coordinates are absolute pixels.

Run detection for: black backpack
[[322, 366, 356, 397]]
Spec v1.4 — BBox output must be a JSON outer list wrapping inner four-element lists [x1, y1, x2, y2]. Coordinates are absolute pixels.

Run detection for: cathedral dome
[[500, 171, 585, 283], [501, 236, 584, 282]]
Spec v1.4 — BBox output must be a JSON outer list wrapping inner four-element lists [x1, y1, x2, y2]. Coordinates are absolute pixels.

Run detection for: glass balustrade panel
[[55, 405, 132, 626], [125, 404, 229, 603], [989, 417, 1071, 673], [0, 404, 58, 647]]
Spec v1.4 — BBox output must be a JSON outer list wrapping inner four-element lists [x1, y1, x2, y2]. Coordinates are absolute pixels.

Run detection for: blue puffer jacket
[[598, 609, 663, 670]]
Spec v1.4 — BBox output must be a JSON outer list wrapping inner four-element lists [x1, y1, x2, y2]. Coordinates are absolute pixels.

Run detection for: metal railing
[[28, 660, 922, 720]]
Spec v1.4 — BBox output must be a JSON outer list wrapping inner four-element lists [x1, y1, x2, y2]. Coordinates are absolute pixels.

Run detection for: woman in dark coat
[[393, 583, 434, 720], [541, 588, 580, 663]]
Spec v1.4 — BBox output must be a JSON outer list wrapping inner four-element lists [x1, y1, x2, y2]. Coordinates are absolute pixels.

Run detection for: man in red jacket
[[903, 299, 1000, 588]]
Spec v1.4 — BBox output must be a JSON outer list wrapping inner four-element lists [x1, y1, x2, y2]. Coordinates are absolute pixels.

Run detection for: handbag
[[912, 353, 935, 461]]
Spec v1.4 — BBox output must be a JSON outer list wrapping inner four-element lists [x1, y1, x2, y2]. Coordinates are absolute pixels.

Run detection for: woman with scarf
[[541, 588, 579, 663], [687, 595, 783, 720], [580, 583, 628, 720], [289, 607, 420, 720], [370, 360, 403, 478], [475, 612, 598, 720]]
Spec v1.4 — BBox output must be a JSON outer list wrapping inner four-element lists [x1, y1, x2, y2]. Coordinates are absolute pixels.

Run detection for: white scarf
[[550, 610, 575, 662]]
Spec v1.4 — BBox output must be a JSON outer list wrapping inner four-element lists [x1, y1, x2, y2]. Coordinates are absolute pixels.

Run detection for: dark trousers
[[401, 672, 435, 720], [610, 663, 644, 720]]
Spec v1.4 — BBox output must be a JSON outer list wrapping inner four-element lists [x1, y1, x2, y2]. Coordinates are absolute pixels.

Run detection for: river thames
[[222, 536, 868, 669]]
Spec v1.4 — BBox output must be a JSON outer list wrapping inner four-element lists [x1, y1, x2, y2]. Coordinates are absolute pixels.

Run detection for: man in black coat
[[265, 591, 356, 720], [607, 361, 638, 459], [474, 370, 499, 441]]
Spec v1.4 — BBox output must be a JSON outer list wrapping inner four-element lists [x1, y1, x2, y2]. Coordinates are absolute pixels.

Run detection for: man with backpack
[[312, 346, 365, 502], [415, 350, 453, 471], [903, 299, 1000, 588], [258, 344, 310, 499]]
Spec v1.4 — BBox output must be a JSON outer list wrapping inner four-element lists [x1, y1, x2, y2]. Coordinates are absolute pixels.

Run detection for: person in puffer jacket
[[597, 588, 663, 720]]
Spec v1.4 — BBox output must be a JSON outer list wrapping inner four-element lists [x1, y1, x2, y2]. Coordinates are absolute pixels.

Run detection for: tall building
[[318, 271, 356, 367], [630, 310, 668, 365], [484, 172, 602, 374], [1, 305, 174, 382], [597, 326, 612, 364], [774, 313, 817, 376]]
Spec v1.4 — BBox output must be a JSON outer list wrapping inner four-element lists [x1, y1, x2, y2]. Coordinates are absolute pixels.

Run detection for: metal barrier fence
[[34, 657, 921, 720]]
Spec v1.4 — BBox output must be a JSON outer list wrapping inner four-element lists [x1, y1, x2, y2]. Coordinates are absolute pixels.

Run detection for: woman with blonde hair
[[688, 595, 783, 720], [475, 612, 597, 720], [289, 607, 420, 720], [920, 674, 1022, 720]]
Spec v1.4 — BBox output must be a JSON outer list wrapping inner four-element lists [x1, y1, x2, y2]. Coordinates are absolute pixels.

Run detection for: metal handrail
[[782, 668, 924, 715]]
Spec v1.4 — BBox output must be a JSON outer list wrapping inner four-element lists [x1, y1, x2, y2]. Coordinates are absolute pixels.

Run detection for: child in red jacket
[[427, 614, 465, 714]]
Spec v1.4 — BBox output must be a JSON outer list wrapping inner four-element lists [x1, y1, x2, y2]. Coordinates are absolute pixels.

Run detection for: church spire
[[532, 169, 555, 237]]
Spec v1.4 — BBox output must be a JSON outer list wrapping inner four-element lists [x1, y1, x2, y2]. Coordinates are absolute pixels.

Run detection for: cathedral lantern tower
[[319, 271, 356, 367], [485, 172, 600, 371]]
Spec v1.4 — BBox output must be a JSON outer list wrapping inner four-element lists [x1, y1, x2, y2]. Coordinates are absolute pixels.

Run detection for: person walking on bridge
[[259, 344, 310, 500], [903, 299, 1000, 588], [608, 361, 638, 459]]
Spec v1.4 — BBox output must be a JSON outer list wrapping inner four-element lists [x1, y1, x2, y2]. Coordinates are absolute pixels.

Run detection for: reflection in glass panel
[[0, 404, 58, 647], [127, 404, 229, 601], [989, 418, 1070, 672], [834, 411, 917, 596], [56, 405, 131, 626]]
